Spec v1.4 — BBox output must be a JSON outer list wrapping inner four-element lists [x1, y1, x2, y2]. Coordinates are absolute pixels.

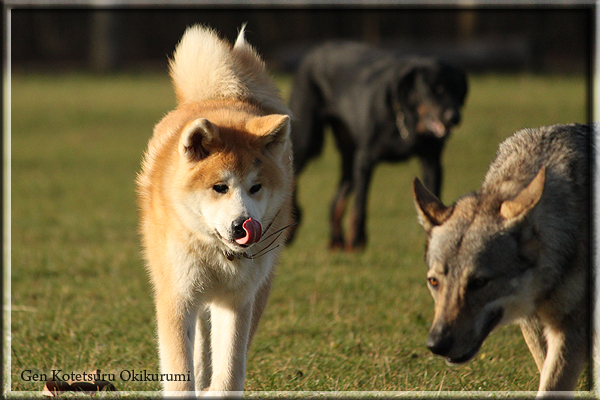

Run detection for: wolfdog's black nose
[[426, 325, 453, 356], [232, 217, 247, 240]]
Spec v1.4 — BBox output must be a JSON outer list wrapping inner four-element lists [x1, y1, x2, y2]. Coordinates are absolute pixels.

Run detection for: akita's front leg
[[156, 291, 197, 396], [194, 305, 212, 391], [205, 299, 253, 395]]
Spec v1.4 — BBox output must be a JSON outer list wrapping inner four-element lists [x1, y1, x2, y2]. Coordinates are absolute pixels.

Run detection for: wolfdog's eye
[[250, 184, 262, 194], [427, 277, 439, 287], [213, 184, 229, 194], [468, 277, 489, 291]]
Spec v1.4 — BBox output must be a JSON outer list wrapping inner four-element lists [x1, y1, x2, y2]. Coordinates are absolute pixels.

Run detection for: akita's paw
[[162, 390, 197, 398], [200, 388, 243, 399]]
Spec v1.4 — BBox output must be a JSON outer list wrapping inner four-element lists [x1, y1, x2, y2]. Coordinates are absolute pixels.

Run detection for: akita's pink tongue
[[235, 218, 262, 246]]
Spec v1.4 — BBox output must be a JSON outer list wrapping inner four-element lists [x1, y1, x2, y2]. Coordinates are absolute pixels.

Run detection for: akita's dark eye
[[213, 184, 229, 194], [468, 277, 489, 291], [250, 184, 262, 194], [427, 277, 439, 287]]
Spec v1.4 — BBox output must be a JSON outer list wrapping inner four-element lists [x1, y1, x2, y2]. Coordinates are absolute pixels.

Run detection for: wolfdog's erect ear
[[500, 167, 546, 222], [179, 118, 220, 161], [412, 177, 453, 233], [247, 114, 290, 158]]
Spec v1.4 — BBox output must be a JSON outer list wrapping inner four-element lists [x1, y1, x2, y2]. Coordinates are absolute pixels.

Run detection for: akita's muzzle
[[232, 217, 262, 246]]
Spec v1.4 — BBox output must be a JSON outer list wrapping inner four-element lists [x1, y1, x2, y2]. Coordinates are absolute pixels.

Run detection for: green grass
[[10, 71, 589, 395]]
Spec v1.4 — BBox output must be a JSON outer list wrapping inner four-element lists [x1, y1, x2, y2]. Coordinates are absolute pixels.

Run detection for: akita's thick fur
[[137, 25, 293, 397], [413, 124, 590, 395]]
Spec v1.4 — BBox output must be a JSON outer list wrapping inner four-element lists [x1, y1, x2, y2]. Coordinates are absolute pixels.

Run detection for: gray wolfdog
[[412, 123, 590, 394]]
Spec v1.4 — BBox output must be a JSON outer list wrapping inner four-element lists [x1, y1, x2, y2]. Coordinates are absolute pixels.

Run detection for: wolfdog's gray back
[[483, 123, 590, 269], [483, 123, 590, 196]]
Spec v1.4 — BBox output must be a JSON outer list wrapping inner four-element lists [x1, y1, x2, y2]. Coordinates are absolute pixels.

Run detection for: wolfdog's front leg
[[519, 315, 547, 373], [156, 291, 197, 395], [206, 299, 253, 394], [537, 324, 587, 395]]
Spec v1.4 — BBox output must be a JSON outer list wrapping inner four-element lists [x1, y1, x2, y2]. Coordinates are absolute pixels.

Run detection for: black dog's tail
[[286, 57, 329, 244], [289, 60, 327, 175]]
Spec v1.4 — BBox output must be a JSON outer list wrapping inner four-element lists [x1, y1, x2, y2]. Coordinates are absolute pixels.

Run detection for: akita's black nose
[[232, 217, 248, 240], [426, 326, 453, 356]]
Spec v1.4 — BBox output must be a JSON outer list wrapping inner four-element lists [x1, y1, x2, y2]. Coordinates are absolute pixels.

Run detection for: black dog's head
[[392, 60, 468, 140]]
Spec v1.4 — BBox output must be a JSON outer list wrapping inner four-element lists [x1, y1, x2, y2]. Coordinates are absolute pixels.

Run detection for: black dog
[[289, 41, 468, 250]]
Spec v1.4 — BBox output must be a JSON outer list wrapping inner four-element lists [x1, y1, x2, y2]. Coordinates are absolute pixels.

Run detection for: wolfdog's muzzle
[[427, 308, 504, 364]]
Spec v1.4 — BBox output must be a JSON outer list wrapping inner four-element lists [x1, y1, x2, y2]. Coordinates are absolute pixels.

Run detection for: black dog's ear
[[386, 67, 419, 122], [440, 62, 468, 106], [394, 67, 419, 102]]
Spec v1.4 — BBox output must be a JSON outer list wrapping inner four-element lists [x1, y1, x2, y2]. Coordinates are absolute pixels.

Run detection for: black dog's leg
[[329, 148, 355, 250], [347, 152, 374, 251], [288, 75, 325, 244], [285, 187, 302, 244], [419, 153, 443, 198], [330, 180, 352, 250]]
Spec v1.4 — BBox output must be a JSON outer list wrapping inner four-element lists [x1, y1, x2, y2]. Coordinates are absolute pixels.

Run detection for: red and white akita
[[137, 24, 293, 397]]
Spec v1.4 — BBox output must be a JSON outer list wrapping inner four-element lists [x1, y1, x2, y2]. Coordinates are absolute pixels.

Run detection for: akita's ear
[[412, 177, 452, 233], [500, 167, 546, 222], [247, 114, 291, 158], [179, 118, 220, 161]]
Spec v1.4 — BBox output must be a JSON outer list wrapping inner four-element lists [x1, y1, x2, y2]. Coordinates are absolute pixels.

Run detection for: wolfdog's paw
[[535, 391, 574, 399]]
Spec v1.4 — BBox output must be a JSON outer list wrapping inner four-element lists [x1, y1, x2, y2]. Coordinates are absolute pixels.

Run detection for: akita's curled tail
[[169, 24, 288, 114]]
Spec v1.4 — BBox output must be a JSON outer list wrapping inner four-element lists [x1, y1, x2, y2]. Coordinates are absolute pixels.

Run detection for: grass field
[[9, 71, 589, 395]]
